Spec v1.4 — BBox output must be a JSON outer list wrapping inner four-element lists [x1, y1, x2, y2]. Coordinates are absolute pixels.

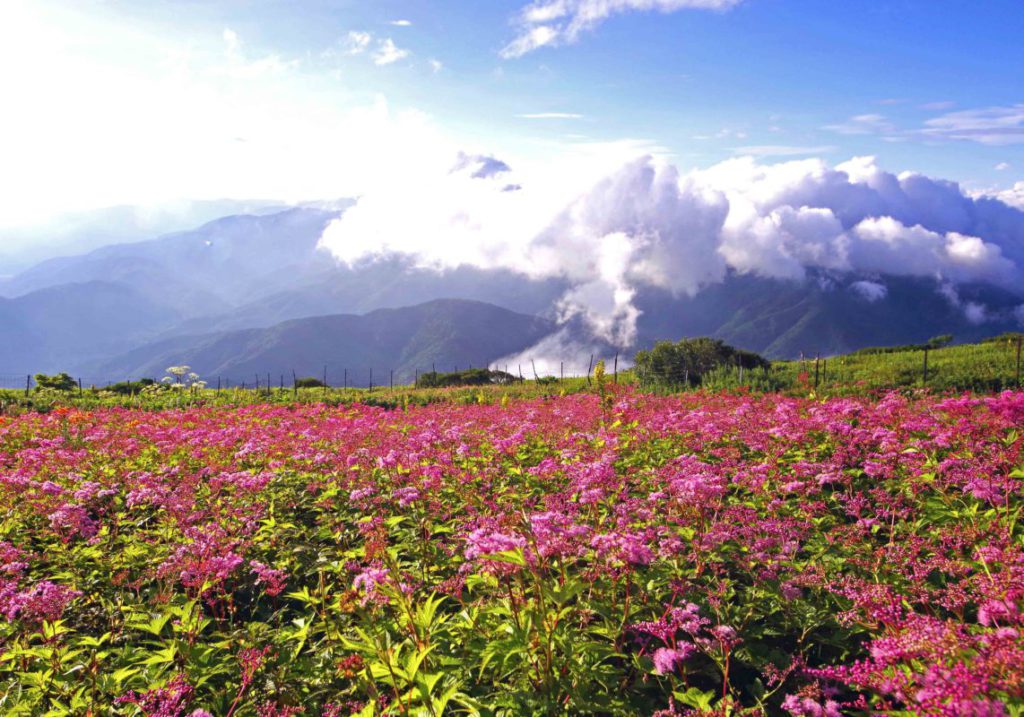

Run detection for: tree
[[634, 338, 768, 388], [34, 372, 76, 392]]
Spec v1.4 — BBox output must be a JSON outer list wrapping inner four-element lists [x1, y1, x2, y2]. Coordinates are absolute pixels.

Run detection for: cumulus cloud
[[373, 38, 411, 65], [320, 152, 1024, 348], [989, 182, 1024, 210], [501, 0, 745, 58]]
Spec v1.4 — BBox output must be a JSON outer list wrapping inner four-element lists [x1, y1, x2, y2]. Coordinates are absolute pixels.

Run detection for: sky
[[2, 0, 1023, 343], [1, 0, 1022, 228]]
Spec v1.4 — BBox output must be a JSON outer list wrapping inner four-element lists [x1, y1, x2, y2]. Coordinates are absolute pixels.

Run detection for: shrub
[[294, 377, 326, 388], [33, 372, 77, 392], [634, 337, 768, 388], [415, 368, 519, 388]]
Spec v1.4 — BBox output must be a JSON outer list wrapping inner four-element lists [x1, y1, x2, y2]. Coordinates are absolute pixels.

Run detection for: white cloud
[[849, 280, 888, 302], [373, 37, 411, 65], [824, 114, 897, 136], [517, 112, 584, 119], [345, 30, 372, 55], [989, 182, 1024, 209], [995, 162, 1011, 171], [429, 58, 443, 73], [390, 19, 413, 27], [501, 0, 745, 58], [923, 104, 1024, 145], [0, 2, 445, 225], [319, 152, 1024, 348]]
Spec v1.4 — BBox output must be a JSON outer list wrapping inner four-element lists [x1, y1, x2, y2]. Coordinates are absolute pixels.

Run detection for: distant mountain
[[0, 281, 182, 373], [2, 206, 1022, 380], [0, 208, 345, 315], [160, 257, 569, 337], [0, 199, 300, 275], [632, 273, 1024, 358], [94, 299, 555, 385]]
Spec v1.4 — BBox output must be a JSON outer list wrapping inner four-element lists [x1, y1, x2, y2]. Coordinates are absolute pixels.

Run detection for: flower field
[[1, 389, 1023, 716]]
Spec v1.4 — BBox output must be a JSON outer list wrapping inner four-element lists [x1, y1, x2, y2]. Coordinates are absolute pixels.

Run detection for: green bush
[[294, 377, 326, 388], [415, 368, 519, 388], [634, 337, 769, 388], [33, 372, 77, 392]]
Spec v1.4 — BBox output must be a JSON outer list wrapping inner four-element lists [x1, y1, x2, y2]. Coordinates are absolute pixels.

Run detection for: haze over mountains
[[0, 183, 1022, 384]]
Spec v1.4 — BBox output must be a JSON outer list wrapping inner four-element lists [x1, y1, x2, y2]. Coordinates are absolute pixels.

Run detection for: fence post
[[560, 361, 564, 383], [814, 354, 820, 389], [292, 370, 298, 398], [78, 377, 83, 396], [25, 375, 29, 396], [614, 352, 618, 383], [586, 354, 594, 386], [390, 369, 394, 391], [344, 368, 347, 390], [369, 368, 373, 392], [923, 347, 929, 386]]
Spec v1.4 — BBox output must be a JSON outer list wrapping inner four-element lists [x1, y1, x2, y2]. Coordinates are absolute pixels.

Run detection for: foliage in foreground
[[0, 389, 1022, 715]]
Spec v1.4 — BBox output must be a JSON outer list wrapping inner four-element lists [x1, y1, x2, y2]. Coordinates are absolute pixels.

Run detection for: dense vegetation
[[1, 385, 1022, 715], [414, 369, 519, 389], [634, 338, 770, 389]]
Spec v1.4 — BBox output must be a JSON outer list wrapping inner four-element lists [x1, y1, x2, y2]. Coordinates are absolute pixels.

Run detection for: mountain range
[[1, 205, 1021, 384]]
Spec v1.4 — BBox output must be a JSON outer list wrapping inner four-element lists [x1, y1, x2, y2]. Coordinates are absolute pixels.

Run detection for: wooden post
[[814, 354, 820, 389], [78, 377, 83, 396], [292, 370, 298, 398], [344, 368, 348, 390], [531, 359, 539, 380], [415, 369, 418, 386], [613, 352, 619, 383], [1016, 336, 1022, 387], [323, 365, 327, 395], [369, 368, 374, 392], [586, 354, 594, 386], [923, 347, 929, 385], [518, 364, 523, 382], [267, 373, 271, 393], [217, 376, 221, 391], [560, 361, 564, 383], [25, 375, 30, 396], [390, 369, 394, 391]]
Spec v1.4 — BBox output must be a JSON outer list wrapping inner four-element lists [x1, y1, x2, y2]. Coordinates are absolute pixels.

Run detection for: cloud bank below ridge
[[319, 152, 1024, 347]]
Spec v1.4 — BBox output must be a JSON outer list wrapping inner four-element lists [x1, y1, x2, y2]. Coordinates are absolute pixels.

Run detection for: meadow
[[0, 379, 1022, 716]]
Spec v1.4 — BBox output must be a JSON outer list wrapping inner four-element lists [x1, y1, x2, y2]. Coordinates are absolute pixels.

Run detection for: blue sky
[[1, 0, 1022, 223]]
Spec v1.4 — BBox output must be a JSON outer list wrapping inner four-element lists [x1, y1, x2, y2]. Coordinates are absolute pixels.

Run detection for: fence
[[0, 354, 626, 394]]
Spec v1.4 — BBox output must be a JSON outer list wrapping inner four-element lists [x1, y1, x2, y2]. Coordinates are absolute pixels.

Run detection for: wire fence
[[0, 354, 625, 393]]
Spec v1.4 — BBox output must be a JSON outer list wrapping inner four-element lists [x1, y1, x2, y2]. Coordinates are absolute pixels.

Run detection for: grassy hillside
[[703, 333, 1024, 394]]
